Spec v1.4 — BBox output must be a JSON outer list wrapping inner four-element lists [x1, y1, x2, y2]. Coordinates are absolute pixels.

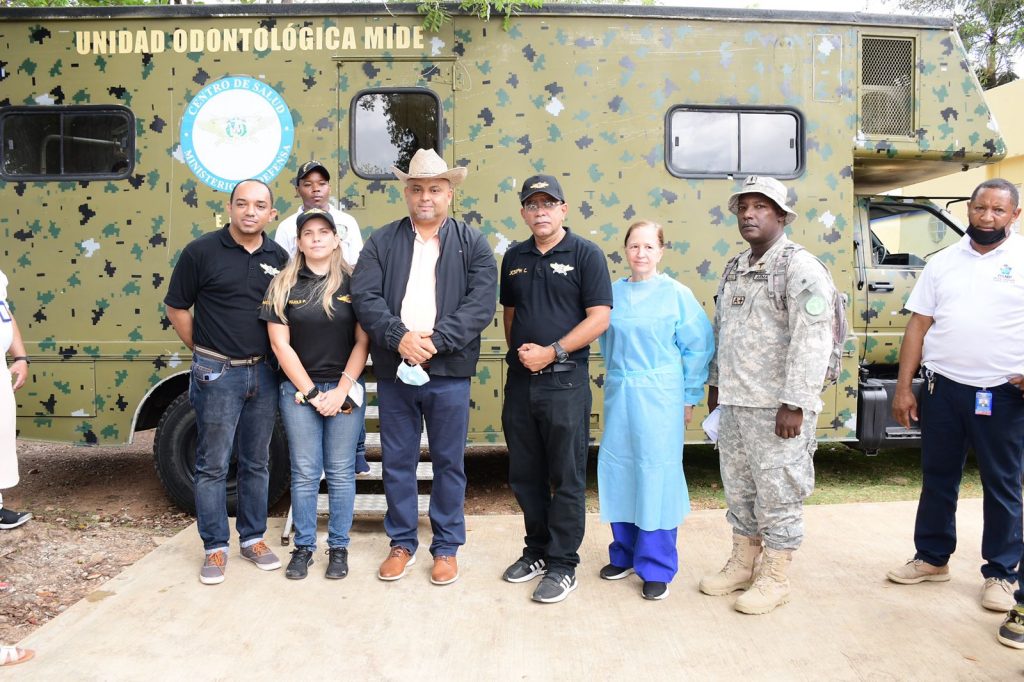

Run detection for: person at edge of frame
[[700, 175, 836, 615], [165, 178, 289, 585], [274, 160, 370, 478], [499, 173, 613, 604], [596, 219, 714, 601], [0, 266, 35, 668], [881, 178, 1024, 649], [262, 207, 370, 581], [351, 148, 497, 587]]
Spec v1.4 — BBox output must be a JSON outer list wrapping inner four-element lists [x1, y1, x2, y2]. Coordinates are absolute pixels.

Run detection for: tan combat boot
[[734, 547, 792, 614], [699, 534, 762, 596]]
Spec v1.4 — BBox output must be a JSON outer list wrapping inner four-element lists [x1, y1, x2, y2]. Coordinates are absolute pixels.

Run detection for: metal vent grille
[[861, 38, 914, 136]]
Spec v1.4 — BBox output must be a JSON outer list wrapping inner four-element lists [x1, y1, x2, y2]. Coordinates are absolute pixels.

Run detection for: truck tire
[[153, 392, 290, 515]]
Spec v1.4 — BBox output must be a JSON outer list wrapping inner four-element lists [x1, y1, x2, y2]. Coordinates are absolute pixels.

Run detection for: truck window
[[666, 106, 802, 178], [350, 88, 442, 179], [868, 203, 961, 267], [0, 106, 134, 180]]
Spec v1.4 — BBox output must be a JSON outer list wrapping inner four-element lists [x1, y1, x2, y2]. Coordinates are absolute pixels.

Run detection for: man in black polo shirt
[[500, 174, 612, 603], [165, 178, 289, 585]]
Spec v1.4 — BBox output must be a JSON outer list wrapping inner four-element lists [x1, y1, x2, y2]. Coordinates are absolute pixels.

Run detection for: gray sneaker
[[532, 571, 578, 603], [240, 540, 281, 571], [502, 557, 547, 583], [200, 550, 227, 585]]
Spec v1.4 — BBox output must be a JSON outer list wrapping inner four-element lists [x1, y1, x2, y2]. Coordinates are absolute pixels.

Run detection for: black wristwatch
[[304, 386, 320, 402], [550, 341, 569, 364]]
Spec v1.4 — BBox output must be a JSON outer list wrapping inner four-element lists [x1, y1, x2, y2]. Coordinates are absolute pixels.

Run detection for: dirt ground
[[0, 431, 530, 645]]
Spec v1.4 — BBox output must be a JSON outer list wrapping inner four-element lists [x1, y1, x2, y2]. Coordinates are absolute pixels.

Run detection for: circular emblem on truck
[[179, 76, 294, 192]]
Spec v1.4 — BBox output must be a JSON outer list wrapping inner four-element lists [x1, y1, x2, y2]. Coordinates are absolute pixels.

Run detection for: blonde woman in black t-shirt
[[261, 208, 369, 581]]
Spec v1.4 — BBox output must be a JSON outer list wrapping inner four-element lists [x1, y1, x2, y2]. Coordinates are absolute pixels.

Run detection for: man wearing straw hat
[[352, 149, 497, 586]]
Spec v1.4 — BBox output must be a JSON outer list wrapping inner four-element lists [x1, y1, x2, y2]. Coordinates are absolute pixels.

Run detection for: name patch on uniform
[[507, 267, 528, 277], [731, 296, 745, 306], [752, 272, 769, 281], [726, 273, 738, 281]]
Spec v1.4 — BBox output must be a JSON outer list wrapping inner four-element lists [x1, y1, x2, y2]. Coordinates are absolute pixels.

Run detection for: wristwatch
[[550, 341, 569, 364]]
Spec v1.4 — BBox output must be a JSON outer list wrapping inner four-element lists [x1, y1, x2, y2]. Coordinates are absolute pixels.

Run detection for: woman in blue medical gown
[[597, 220, 714, 600]]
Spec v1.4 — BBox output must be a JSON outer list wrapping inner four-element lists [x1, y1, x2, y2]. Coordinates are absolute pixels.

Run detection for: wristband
[[304, 386, 320, 402], [341, 371, 357, 384], [12, 356, 29, 364]]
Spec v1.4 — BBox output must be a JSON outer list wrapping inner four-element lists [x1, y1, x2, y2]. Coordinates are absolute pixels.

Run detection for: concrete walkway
[[5, 499, 1018, 680]]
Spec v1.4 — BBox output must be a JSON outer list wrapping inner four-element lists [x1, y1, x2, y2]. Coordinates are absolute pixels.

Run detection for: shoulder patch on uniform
[[804, 295, 827, 316]]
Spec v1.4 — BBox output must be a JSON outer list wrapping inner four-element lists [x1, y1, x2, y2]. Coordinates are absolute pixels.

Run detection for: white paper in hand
[[702, 406, 722, 443], [347, 379, 365, 408]]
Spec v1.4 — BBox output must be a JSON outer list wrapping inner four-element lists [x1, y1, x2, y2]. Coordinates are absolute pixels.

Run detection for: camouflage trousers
[[717, 405, 816, 551]]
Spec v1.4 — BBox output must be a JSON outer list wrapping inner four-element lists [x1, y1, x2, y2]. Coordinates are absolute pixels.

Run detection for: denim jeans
[[189, 353, 277, 552], [279, 379, 364, 550], [377, 375, 470, 556]]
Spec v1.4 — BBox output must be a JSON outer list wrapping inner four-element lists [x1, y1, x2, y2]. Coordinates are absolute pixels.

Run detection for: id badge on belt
[[975, 390, 992, 416]]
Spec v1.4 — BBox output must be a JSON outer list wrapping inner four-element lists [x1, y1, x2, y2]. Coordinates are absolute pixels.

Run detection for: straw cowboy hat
[[392, 148, 468, 187]]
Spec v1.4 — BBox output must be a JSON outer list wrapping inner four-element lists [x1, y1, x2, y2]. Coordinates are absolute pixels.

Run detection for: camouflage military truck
[[0, 4, 1004, 511]]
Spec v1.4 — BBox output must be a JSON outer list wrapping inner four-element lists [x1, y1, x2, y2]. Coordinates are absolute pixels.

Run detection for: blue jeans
[[377, 375, 470, 556], [279, 379, 363, 550], [189, 353, 277, 552]]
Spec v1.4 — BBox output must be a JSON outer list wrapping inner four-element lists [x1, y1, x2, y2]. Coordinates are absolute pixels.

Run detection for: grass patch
[[681, 443, 983, 510]]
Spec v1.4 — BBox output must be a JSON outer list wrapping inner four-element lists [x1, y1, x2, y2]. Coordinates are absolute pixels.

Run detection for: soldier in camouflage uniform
[[699, 176, 835, 614]]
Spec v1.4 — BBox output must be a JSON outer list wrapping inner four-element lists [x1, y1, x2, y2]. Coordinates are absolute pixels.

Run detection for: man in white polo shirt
[[275, 160, 363, 265], [887, 179, 1024, 619]]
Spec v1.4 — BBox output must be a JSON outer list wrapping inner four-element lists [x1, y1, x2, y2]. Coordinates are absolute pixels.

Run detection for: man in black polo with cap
[[165, 178, 289, 585], [500, 174, 612, 603]]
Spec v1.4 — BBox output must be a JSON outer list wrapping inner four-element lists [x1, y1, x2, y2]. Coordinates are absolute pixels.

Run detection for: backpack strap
[[715, 253, 742, 306], [768, 243, 801, 311]]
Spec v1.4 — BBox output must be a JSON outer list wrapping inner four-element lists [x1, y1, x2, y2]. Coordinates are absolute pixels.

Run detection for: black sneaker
[[642, 581, 669, 600], [285, 548, 314, 580], [502, 556, 547, 583], [326, 547, 349, 580], [998, 605, 1024, 649], [599, 563, 635, 580], [532, 571, 578, 603], [0, 508, 31, 530]]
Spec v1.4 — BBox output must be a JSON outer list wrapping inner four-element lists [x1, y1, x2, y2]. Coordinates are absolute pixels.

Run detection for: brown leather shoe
[[431, 555, 459, 585], [378, 546, 416, 581]]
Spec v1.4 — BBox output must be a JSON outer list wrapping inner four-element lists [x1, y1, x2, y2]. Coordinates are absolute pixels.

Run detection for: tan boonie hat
[[727, 176, 797, 225], [391, 148, 468, 187]]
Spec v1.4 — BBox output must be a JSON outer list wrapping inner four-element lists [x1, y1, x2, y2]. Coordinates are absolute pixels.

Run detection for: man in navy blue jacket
[[352, 149, 497, 586]]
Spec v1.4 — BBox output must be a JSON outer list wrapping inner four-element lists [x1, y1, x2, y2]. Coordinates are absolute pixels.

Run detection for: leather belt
[[532, 362, 577, 376], [194, 345, 264, 367]]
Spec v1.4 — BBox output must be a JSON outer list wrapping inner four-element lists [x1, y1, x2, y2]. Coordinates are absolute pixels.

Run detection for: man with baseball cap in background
[[699, 176, 836, 614], [499, 174, 612, 603]]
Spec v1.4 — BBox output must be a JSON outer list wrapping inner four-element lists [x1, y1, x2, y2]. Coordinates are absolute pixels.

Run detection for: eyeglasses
[[523, 200, 563, 212]]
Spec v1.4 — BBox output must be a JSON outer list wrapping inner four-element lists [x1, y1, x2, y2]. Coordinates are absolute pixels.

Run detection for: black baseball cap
[[295, 207, 337, 234], [295, 160, 330, 185], [519, 174, 565, 205]]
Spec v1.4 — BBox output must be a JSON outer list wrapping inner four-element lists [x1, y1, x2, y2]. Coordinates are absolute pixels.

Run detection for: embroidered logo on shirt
[[336, 294, 352, 303], [995, 264, 1014, 282], [260, 263, 280, 277], [550, 263, 574, 276]]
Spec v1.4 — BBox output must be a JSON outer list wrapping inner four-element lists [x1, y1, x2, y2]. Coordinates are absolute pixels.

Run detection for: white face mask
[[397, 361, 430, 386]]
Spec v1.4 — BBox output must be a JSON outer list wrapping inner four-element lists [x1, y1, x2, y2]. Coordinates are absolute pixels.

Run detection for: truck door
[[854, 197, 964, 366], [336, 57, 505, 445]]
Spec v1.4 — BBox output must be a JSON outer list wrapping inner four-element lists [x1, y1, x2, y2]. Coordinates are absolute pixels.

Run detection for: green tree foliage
[[898, 0, 1023, 87], [417, 0, 544, 32]]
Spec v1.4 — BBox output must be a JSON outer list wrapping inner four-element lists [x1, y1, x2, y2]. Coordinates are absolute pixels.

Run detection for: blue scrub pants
[[915, 372, 1024, 582], [609, 522, 678, 583]]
